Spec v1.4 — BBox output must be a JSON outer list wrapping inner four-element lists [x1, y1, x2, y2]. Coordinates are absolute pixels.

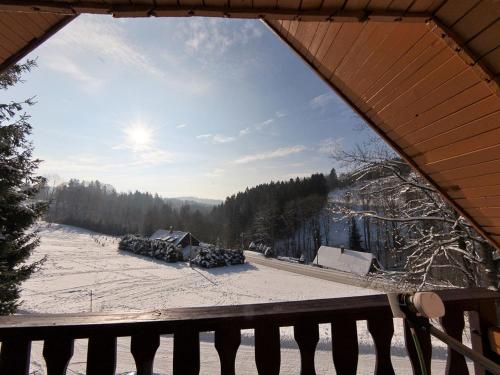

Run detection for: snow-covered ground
[[19, 223, 466, 374]]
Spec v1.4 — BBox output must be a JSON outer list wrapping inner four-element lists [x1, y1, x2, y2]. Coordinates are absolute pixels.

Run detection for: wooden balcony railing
[[0, 288, 498, 375]]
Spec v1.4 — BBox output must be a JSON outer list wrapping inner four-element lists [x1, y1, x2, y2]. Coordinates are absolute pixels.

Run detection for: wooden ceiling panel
[[451, 1, 500, 43], [0, 0, 498, 249], [403, 109, 500, 157]]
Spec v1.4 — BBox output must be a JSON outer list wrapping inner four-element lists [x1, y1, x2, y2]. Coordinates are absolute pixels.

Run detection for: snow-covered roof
[[150, 229, 197, 247], [313, 246, 374, 276]]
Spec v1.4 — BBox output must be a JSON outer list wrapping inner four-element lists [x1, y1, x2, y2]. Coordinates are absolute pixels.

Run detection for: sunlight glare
[[124, 121, 153, 151]]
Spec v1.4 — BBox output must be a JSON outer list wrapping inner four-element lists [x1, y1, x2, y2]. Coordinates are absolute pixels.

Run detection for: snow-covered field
[[19, 223, 464, 374]]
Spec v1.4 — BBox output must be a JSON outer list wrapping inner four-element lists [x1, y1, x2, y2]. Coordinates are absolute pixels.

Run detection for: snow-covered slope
[[21, 223, 463, 374]]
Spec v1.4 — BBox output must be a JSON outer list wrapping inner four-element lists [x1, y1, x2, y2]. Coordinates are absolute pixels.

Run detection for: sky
[[2, 15, 376, 200]]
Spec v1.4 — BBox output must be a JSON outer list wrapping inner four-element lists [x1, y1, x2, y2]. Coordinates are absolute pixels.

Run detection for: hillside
[[21, 223, 460, 374]]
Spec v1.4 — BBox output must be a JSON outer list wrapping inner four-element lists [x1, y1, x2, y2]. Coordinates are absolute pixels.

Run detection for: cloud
[[309, 93, 335, 109], [275, 110, 286, 118], [204, 168, 225, 178], [176, 124, 188, 129], [196, 133, 236, 144], [42, 15, 212, 94], [178, 18, 263, 58], [234, 145, 306, 164], [318, 137, 344, 155], [255, 118, 274, 130], [239, 127, 252, 136], [45, 56, 102, 91]]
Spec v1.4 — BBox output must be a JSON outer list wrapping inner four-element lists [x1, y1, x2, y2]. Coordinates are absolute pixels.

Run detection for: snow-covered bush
[[191, 246, 245, 268], [119, 235, 179, 263], [264, 247, 274, 258]]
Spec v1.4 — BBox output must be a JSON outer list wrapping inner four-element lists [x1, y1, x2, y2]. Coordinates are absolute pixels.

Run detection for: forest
[[38, 146, 499, 290], [39, 173, 334, 254]]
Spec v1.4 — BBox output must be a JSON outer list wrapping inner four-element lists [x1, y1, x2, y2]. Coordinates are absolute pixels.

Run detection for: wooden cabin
[[0, 1, 499, 374]]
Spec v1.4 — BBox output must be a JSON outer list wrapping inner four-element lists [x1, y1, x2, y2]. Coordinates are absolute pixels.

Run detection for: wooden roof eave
[[263, 19, 500, 252], [0, 13, 75, 74]]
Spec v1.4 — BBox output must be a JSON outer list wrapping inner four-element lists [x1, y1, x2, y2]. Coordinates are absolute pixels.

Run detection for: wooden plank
[[430, 158, 500, 185], [255, 324, 280, 375], [451, 1, 500, 43], [173, 328, 200, 375], [350, 23, 428, 95], [447, 172, 500, 191], [0, 13, 36, 42], [215, 327, 241, 375], [415, 127, 500, 166], [377, 56, 472, 126], [86, 335, 117, 375], [484, 226, 500, 235], [131, 333, 160, 375], [440, 310, 469, 375], [312, 21, 342, 63], [408, 0, 445, 12], [455, 196, 500, 210], [367, 316, 395, 375], [469, 301, 499, 375], [331, 318, 358, 375], [336, 23, 397, 84], [0, 290, 498, 340], [292, 21, 320, 58], [307, 21, 331, 59], [398, 96, 500, 149], [294, 322, 319, 374], [471, 216, 500, 228], [434, 0, 480, 27], [343, 0, 370, 10], [365, 41, 451, 112], [277, 0, 301, 9], [384, 81, 491, 138], [404, 319, 432, 375], [300, 0, 323, 10], [43, 337, 74, 375], [466, 19, 500, 59], [320, 22, 365, 76], [447, 185, 500, 200], [386, 0, 413, 11], [0, 338, 31, 375], [360, 29, 437, 100], [479, 45, 500, 75]]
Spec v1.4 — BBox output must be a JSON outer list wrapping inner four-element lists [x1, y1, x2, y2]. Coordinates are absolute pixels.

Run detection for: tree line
[[40, 173, 332, 257]]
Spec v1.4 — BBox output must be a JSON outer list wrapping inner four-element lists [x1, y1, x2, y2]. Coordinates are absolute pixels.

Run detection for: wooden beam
[[0, 1, 431, 21]]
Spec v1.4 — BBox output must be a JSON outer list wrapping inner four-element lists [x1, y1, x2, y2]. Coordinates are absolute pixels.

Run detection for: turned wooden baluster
[[0, 338, 31, 375], [86, 335, 117, 375], [131, 333, 160, 375], [469, 301, 499, 375], [43, 337, 75, 375], [215, 327, 241, 375], [404, 319, 432, 375], [294, 321, 319, 375], [331, 318, 358, 375], [440, 309, 468, 375], [255, 324, 280, 375], [173, 327, 200, 375], [368, 316, 395, 375]]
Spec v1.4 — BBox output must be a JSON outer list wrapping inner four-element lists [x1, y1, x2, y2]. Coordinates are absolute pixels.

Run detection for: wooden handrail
[[0, 288, 498, 375]]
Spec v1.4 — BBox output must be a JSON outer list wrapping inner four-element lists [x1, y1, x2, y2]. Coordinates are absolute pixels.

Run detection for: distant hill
[[172, 197, 223, 206]]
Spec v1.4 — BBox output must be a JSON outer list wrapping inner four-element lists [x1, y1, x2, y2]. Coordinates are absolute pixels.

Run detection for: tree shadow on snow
[[199, 262, 258, 275]]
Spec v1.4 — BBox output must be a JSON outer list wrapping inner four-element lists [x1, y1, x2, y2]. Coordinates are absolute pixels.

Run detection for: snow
[[18, 223, 467, 374]]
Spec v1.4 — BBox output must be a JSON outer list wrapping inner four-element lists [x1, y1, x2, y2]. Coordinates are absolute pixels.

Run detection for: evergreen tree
[[349, 217, 363, 251], [0, 60, 46, 315]]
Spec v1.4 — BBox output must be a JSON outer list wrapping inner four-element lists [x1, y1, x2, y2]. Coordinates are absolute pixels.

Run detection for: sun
[[124, 121, 153, 151]]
